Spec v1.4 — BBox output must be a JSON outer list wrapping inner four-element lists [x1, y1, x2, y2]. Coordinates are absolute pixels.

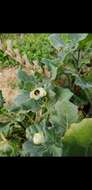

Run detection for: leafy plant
[[0, 33, 92, 156], [63, 118, 92, 156]]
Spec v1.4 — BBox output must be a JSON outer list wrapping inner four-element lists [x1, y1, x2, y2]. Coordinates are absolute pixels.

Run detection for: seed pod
[[33, 132, 45, 144]]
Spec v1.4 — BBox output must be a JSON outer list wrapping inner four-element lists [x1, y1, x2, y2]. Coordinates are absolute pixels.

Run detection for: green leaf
[[51, 101, 78, 129], [63, 118, 92, 156], [53, 87, 73, 103], [84, 70, 92, 83], [0, 90, 5, 108], [48, 144, 62, 156], [9, 105, 20, 112], [57, 44, 78, 62], [68, 33, 88, 43], [47, 89, 56, 104], [17, 69, 31, 82], [57, 51, 69, 62], [15, 112, 25, 122], [53, 34, 88, 63], [23, 81, 35, 91], [41, 58, 57, 80], [26, 120, 47, 140], [0, 123, 12, 137], [75, 77, 92, 89], [48, 34, 65, 49], [14, 91, 30, 106], [57, 88, 73, 100], [26, 127, 33, 141], [22, 140, 44, 156], [0, 141, 14, 156], [41, 58, 56, 67], [79, 34, 92, 47], [79, 57, 90, 67], [22, 99, 41, 112], [50, 88, 78, 131]]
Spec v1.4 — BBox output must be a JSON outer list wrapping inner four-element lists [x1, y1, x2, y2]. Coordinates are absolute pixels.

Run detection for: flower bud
[[33, 132, 45, 144]]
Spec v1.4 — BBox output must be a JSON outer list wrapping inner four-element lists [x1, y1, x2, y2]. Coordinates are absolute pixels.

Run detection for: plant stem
[[77, 49, 80, 70], [84, 89, 92, 108], [0, 133, 7, 141]]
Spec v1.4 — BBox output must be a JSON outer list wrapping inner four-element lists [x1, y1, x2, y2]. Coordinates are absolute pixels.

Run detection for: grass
[[0, 33, 55, 68]]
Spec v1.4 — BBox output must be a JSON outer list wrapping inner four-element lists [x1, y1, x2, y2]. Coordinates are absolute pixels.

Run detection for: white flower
[[33, 132, 45, 144], [30, 87, 47, 100]]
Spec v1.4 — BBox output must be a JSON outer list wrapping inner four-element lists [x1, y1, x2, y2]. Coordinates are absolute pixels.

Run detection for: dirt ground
[[0, 63, 34, 107], [0, 66, 19, 106]]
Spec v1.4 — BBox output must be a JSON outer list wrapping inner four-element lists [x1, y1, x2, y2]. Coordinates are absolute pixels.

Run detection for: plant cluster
[[0, 33, 92, 156]]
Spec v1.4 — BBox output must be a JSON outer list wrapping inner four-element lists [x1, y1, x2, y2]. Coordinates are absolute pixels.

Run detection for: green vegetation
[[0, 33, 92, 156], [0, 34, 54, 68]]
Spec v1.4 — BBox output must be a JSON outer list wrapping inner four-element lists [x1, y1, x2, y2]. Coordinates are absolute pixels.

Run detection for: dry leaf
[[6, 40, 13, 50], [43, 65, 51, 78]]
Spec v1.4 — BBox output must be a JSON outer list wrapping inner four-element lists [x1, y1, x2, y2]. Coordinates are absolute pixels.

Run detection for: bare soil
[[0, 61, 42, 107], [0, 66, 19, 106]]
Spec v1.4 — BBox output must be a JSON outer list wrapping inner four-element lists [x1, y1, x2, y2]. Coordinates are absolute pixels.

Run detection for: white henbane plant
[[1, 33, 92, 156]]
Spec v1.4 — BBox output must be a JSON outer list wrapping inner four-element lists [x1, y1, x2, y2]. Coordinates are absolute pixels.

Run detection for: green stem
[[84, 89, 92, 107], [77, 49, 80, 70]]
